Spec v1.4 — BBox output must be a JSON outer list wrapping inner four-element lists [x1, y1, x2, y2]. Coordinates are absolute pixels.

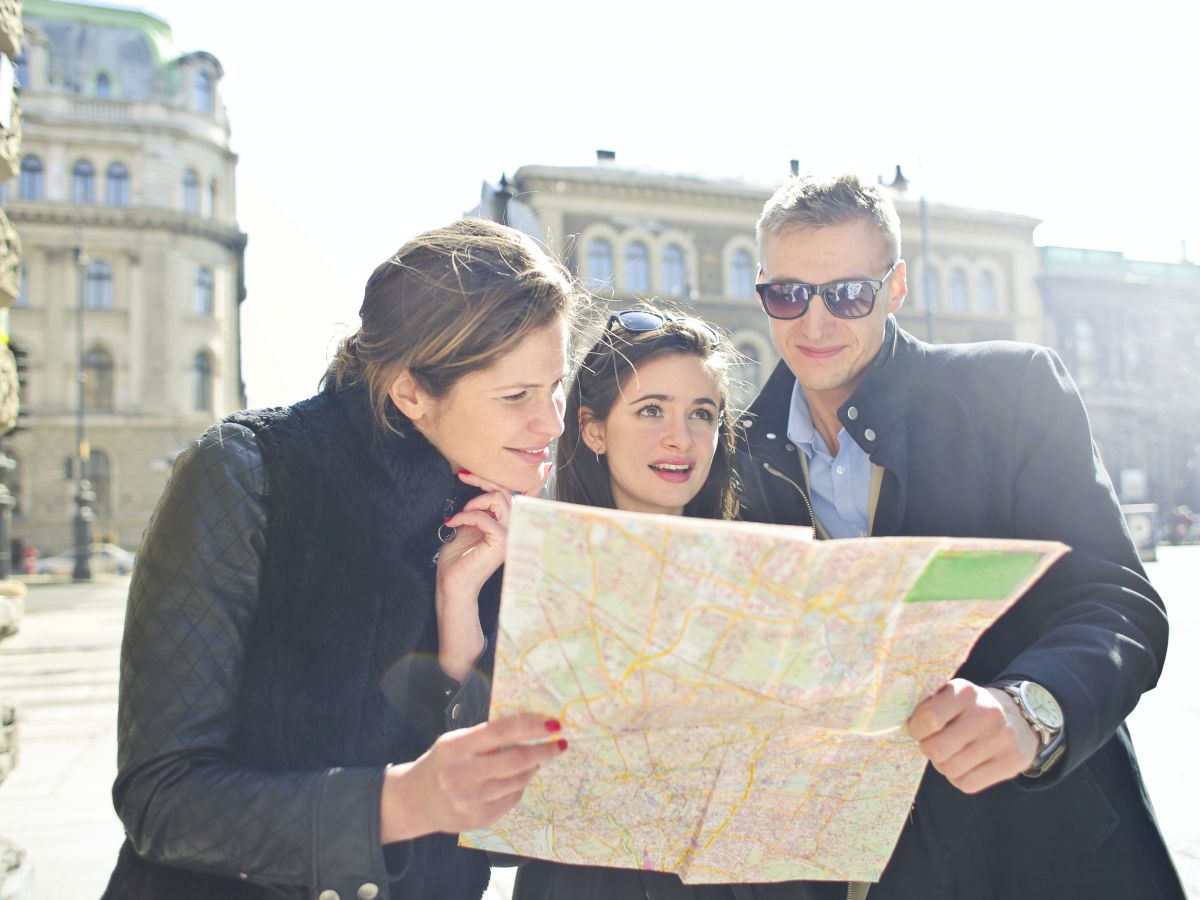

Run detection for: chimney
[[596, 149, 616, 165], [888, 165, 909, 193], [789, 159, 799, 176]]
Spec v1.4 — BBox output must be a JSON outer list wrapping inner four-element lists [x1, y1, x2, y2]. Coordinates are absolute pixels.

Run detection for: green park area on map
[[462, 498, 1067, 884]]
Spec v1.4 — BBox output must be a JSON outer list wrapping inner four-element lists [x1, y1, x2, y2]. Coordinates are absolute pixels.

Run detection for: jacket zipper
[[763, 460, 866, 900], [761, 461, 820, 535]]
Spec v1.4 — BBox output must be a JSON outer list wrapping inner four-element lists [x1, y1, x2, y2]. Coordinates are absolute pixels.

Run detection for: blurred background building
[[2, 0, 246, 556], [483, 152, 1198, 515]]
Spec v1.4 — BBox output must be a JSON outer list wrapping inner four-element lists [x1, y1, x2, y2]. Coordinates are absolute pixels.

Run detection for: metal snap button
[[318, 891, 340, 900], [450, 703, 462, 721], [357, 884, 380, 900], [863, 428, 876, 442], [847, 406, 859, 420]]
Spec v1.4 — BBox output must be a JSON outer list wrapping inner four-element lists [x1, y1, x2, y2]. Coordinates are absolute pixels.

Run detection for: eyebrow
[[628, 393, 718, 407], [495, 373, 568, 391]]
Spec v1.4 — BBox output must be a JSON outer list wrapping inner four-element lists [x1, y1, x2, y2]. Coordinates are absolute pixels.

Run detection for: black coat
[[103, 385, 494, 900], [733, 319, 1185, 899]]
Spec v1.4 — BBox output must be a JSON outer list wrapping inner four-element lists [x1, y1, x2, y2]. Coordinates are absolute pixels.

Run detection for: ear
[[578, 407, 606, 455], [886, 259, 908, 314], [387, 371, 432, 422]]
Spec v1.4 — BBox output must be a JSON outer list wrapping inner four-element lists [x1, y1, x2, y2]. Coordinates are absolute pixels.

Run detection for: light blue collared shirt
[[786, 381, 872, 539]]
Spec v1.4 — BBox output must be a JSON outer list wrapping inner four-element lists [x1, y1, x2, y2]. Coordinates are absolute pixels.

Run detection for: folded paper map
[[460, 497, 1067, 884]]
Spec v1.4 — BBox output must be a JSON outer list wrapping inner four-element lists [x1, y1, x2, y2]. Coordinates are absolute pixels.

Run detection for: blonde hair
[[324, 218, 581, 435], [757, 172, 901, 264]]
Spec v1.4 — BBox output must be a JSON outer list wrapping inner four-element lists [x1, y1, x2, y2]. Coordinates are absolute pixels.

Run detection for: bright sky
[[139, 0, 1199, 409]]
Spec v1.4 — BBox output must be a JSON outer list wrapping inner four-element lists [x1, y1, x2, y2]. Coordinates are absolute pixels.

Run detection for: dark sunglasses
[[607, 309, 721, 345], [755, 261, 899, 320]]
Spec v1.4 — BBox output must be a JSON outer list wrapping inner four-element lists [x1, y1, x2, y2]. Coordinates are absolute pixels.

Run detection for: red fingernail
[[457, 469, 472, 476], [443, 517, 453, 525], [546, 463, 555, 474], [557, 738, 568, 751], [544, 719, 561, 732]]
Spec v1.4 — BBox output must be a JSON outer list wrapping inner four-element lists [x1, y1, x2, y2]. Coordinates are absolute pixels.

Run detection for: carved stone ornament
[[0, 99, 19, 183], [0, 342, 17, 435], [0, 1, 20, 61], [0, 207, 19, 305]]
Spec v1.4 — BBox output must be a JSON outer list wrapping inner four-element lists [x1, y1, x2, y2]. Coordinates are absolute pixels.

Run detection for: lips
[[508, 446, 550, 465], [649, 461, 693, 483], [796, 345, 843, 359]]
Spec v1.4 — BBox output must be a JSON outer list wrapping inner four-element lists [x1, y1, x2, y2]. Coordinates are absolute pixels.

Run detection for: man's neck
[[805, 389, 849, 455]]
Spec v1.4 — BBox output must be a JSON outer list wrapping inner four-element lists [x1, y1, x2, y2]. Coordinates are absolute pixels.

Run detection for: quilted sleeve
[[112, 422, 394, 898]]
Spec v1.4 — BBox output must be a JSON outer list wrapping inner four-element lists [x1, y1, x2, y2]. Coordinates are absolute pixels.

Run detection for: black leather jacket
[[106, 390, 493, 900]]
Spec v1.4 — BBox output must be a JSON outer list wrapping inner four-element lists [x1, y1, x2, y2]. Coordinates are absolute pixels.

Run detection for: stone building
[[499, 157, 1044, 406], [2, 0, 246, 555], [1040, 246, 1200, 512]]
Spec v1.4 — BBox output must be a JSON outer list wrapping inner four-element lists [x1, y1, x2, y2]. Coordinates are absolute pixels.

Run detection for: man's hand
[[906, 678, 1040, 794]]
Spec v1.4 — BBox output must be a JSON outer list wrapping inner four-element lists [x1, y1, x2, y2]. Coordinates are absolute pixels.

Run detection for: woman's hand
[[435, 471, 515, 680], [380, 713, 568, 842]]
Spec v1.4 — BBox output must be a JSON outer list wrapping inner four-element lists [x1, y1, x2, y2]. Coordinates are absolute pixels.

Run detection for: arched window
[[624, 241, 649, 294], [208, 178, 218, 218], [730, 249, 755, 299], [73, 159, 95, 204], [977, 271, 997, 315], [586, 238, 613, 290], [661, 244, 687, 297], [947, 267, 968, 312], [194, 267, 214, 315], [83, 346, 114, 409], [192, 352, 214, 412], [88, 449, 111, 516], [106, 162, 129, 206], [194, 71, 213, 114], [85, 261, 113, 309], [96, 72, 111, 99], [19, 156, 42, 200], [183, 169, 199, 214]]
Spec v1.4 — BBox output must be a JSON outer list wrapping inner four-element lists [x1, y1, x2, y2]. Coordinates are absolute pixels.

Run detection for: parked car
[[34, 543, 135, 576]]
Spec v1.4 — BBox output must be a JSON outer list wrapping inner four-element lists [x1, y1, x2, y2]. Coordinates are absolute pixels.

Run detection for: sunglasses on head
[[606, 309, 721, 345], [755, 261, 899, 320]]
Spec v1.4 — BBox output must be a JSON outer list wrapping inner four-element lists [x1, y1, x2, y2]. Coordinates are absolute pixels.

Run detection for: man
[[735, 174, 1185, 899]]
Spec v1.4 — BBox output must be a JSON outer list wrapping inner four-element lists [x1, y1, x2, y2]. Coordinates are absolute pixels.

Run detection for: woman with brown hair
[[103, 219, 583, 900], [513, 303, 744, 900]]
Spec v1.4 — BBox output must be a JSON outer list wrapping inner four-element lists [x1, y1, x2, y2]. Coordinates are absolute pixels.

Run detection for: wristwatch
[[993, 679, 1066, 778]]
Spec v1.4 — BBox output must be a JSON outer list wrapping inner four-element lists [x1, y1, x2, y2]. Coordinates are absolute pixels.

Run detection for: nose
[[796, 289, 837, 337], [534, 386, 567, 440], [661, 413, 694, 451]]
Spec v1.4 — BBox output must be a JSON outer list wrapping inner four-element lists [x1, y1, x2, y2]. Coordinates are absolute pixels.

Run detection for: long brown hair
[[324, 218, 581, 435], [555, 304, 739, 520]]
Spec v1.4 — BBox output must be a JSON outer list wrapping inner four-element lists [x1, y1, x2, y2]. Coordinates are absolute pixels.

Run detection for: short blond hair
[[757, 173, 901, 264]]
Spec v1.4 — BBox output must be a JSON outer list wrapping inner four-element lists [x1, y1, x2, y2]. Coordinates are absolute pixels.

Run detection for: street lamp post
[[72, 230, 94, 582]]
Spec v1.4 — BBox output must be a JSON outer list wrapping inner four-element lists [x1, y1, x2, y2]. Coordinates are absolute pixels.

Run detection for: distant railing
[[69, 98, 131, 121]]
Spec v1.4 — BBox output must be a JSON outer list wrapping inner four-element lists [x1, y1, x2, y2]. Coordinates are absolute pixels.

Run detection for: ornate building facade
[[501, 156, 1044, 406], [1040, 247, 1200, 511], [2, 0, 246, 554]]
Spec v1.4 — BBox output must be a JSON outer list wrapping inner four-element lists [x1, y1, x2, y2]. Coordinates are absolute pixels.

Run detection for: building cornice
[[516, 166, 770, 210], [6, 201, 247, 252]]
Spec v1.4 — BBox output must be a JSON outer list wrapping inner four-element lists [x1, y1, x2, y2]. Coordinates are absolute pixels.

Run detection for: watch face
[[1022, 682, 1064, 729]]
